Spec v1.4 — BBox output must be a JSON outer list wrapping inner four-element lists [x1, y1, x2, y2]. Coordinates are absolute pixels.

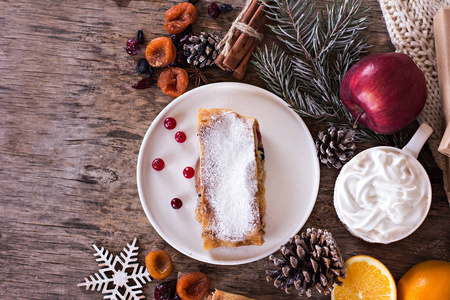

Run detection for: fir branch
[[253, 44, 329, 118], [253, 0, 403, 144]]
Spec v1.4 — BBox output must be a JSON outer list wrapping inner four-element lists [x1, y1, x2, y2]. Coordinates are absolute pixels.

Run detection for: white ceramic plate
[[137, 82, 320, 265]]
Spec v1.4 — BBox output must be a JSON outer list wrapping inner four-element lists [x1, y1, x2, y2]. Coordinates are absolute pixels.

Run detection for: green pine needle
[[253, 0, 409, 145]]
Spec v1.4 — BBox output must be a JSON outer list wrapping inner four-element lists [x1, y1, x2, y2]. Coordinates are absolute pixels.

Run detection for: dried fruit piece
[[136, 59, 154, 78], [164, 2, 198, 34], [137, 30, 145, 44], [154, 281, 176, 300], [219, 3, 233, 13], [126, 38, 140, 55], [176, 272, 210, 300], [146, 37, 177, 68], [176, 50, 188, 66], [208, 3, 220, 18], [132, 77, 153, 89], [158, 67, 189, 97], [145, 250, 173, 280], [171, 34, 181, 47]]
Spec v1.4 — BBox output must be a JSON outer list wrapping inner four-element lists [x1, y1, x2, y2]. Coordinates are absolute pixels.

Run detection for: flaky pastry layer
[[206, 289, 256, 300], [196, 108, 266, 250]]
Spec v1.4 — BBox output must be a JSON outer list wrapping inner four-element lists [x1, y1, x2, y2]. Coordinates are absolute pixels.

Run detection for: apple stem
[[353, 111, 364, 128]]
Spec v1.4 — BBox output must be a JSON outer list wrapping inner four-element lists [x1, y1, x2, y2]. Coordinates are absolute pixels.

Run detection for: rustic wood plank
[[0, 0, 448, 299]]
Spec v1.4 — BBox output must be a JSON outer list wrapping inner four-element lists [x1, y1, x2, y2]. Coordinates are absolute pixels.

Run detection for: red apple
[[339, 53, 427, 135]]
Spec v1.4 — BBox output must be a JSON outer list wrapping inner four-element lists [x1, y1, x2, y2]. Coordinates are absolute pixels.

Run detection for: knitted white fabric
[[379, 0, 450, 203]]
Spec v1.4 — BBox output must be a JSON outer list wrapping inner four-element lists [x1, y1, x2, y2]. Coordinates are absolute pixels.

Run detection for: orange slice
[[331, 255, 396, 300]]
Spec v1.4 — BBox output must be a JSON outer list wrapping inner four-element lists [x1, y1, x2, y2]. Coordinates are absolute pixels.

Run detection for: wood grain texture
[[0, 0, 448, 299]]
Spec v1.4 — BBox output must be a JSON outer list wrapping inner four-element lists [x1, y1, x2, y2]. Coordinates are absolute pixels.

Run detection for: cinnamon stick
[[215, 54, 232, 71], [233, 42, 257, 80], [229, 0, 260, 44], [215, 0, 267, 79], [233, 16, 268, 80], [215, 0, 260, 70], [222, 6, 266, 70], [240, 0, 261, 25]]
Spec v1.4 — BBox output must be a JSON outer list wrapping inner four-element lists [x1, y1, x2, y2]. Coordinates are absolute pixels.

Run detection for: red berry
[[126, 38, 140, 55], [152, 158, 165, 171], [154, 281, 176, 300], [164, 117, 177, 130], [171, 198, 183, 209], [132, 77, 153, 89], [183, 167, 195, 179], [208, 2, 220, 18], [175, 131, 186, 143]]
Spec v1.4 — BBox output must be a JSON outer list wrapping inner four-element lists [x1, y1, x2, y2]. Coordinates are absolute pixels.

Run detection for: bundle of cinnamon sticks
[[215, 0, 267, 80]]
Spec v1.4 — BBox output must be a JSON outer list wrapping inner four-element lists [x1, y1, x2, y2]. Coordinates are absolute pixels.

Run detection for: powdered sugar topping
[[200, 111, 259, 241]]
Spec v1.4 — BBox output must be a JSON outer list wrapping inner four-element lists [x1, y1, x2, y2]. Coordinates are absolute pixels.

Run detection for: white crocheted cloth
[[379, 0, 450, 203]]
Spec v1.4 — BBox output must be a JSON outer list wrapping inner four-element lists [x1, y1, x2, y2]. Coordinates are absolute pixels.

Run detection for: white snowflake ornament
[[78, 238, 152, 299]]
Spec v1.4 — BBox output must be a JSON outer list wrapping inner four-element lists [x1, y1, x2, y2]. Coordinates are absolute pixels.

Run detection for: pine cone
[[266, 228, 346, 298], [183, 32, 221, 68], [315, 127, 355, 169]]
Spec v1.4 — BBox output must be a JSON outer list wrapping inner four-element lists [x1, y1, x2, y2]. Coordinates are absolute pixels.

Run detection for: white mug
[[334, 123, 433, 244]]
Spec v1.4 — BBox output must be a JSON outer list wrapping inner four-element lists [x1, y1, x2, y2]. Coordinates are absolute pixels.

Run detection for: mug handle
[[402, 123, 433, 158]]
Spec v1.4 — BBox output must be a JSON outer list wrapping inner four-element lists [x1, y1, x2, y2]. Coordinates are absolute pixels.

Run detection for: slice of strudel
[[196, 108, 266, 250], [206, 289, 256, 300]]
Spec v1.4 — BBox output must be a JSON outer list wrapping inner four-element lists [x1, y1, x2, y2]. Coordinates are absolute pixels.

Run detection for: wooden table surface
[[1, 0, 449, 299]]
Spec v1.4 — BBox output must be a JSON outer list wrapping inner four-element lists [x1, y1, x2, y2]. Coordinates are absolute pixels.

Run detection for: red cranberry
[[126, 38, 140, 55], [171, 198, 183, 209], [164, 117, 177, 130], [131, 77, 153, 89], [175, 131, 186, 143], [208, 2, 220, 18], [176, 49, 187, 65], [183, 167, 195, 179], [154, 281, 176, 300], [152, 158, 165, 171]]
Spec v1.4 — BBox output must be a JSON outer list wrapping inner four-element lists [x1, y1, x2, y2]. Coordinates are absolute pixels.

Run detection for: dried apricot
[[164, 2, 198, 34], [145, 37, 177, 68], [145, 250, 173, 280], [176, 272, 210, 300], [158, 67, 189, 97]]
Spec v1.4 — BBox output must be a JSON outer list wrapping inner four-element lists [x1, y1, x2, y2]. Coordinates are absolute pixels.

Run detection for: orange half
[[332, 255, 396, 300]]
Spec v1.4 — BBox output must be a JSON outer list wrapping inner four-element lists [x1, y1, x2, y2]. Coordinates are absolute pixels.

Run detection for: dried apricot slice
[[164, 2, 198, 34], [158, 67, 189, 97], [145, 37, 177, 68], [176, 272, 210, 300], [145, 250, 173, 280]]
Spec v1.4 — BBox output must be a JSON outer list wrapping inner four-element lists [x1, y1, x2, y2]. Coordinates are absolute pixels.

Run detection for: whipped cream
[[334, 147, 431, 243]]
